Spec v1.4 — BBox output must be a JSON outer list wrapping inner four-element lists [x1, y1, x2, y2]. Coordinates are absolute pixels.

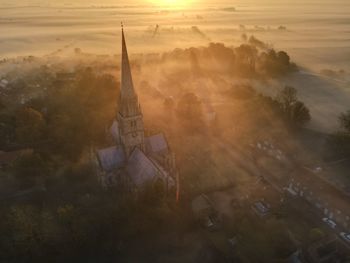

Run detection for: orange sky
[[4, 0, 350, 5]]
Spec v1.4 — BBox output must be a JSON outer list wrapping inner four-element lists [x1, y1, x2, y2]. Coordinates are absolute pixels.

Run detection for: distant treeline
[[159, 39, 297, 78]]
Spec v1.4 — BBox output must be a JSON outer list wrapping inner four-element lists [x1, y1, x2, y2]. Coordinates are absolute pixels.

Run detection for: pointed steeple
[[121, 24, 137, 99], [117, 24, 145, 157], [119, 23, 141, 117]]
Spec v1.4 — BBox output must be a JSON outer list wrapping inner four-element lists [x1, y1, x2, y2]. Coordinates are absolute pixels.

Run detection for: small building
[[252, 200, 270, 217]]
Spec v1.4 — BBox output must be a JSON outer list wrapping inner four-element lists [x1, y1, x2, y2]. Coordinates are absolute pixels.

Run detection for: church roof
[[97, 146, 175, 188], [97, 146, 125, 172], [126, 148, 166, 187], [145, 133, 169, 155], [126, 148, 159, 186]]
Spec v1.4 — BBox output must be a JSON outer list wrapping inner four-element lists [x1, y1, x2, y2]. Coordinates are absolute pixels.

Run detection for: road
[[185, 135, 350, 254], [252, 148, 350, 251]]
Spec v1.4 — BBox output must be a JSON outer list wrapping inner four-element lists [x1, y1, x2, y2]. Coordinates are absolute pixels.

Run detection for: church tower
[[117, 25, 145, 157]]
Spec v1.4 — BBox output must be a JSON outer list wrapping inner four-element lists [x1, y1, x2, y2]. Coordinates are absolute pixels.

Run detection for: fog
[[1, 3, 350, 260], [0, 0, 349, 132]]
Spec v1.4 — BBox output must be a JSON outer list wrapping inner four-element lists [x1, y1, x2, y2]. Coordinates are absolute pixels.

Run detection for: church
[[96, 27, 177, 193]]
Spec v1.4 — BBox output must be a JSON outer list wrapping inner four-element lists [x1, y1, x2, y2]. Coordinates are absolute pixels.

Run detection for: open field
[[1, 1, 350, 132]]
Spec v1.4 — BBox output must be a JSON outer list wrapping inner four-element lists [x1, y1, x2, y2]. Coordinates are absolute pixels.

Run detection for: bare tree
[[277, 86, 310, 127]]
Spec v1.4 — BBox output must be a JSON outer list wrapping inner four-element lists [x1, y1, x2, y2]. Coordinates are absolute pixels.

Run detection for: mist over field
[[2, 2, 350, 262], [0, 0, 350, 132]]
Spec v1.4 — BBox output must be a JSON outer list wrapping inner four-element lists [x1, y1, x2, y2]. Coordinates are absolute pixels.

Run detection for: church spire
[[117, 24, 145, 157], [119, 23, 141, 117]]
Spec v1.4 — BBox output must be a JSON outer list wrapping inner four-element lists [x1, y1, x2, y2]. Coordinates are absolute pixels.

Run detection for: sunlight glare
[[149, 0, 195, 7]]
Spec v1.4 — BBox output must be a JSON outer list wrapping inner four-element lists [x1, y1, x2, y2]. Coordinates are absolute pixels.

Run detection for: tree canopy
[[339, 110, 350, 132], [277, 86, 310, 128], [15, 107, 46, 143]]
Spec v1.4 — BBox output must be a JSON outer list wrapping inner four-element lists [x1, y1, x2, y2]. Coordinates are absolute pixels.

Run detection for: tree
[[308, 228, 325, 243], [328, 110, 350, 158], [15, 107, 46, 143], [277, 86, 297, 111], [12, 152, 49, 189], [163, 97, 175, 111], [258, 49, 296, 77], [48, 113, 88, 160], [0, 112, 16, 145], [290, 101, 311, 127], [6, 205, 42, 257], [235, 44, 258, 76], [228, 84, 256, 100], [277, 51, 290, 66], [248, 36, 268, 50], [189, 49, 201, 76], [339, 110, 350, 132], [57, 204, 75, 225], [277, 86, 310, 128], [177, 92, 202, 119], [0, 99, 5, 111]]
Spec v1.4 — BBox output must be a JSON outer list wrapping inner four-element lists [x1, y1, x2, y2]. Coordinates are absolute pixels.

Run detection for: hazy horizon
[[2, 0, 350, 5], [1, 0, 350, 132], [1, 0, 349, 71]]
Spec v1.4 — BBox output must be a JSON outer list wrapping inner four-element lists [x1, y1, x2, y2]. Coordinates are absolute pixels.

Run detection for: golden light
[[149, 0, 195, 7]]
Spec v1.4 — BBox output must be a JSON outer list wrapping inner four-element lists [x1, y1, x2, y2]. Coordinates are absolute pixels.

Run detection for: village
[[0, 27, 350, 262]]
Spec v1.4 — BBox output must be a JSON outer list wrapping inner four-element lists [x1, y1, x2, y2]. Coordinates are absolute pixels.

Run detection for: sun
[[149, 0, 195, 7]]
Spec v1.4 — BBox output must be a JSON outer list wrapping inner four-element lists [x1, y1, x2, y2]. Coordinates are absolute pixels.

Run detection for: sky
[[2, 0, 350, 6]]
